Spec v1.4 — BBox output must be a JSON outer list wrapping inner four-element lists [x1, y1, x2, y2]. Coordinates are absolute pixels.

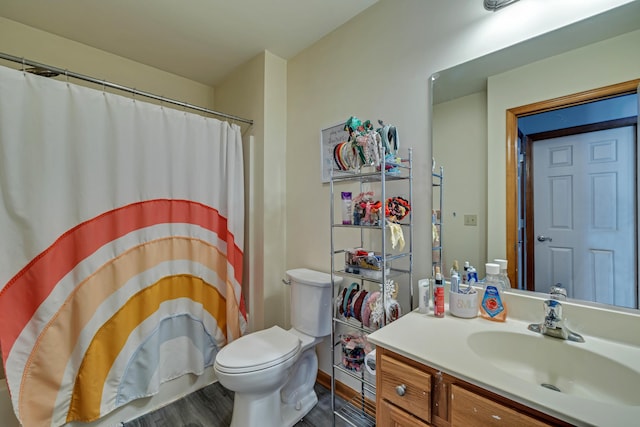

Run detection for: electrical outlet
[[464, 214, 477, 226]]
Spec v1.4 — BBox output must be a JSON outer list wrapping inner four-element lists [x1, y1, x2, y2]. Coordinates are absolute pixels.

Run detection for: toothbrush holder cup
[[449, 290, 479, 318]]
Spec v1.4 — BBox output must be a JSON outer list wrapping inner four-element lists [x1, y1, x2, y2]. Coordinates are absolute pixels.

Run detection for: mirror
[[431, 2, 640, 310]]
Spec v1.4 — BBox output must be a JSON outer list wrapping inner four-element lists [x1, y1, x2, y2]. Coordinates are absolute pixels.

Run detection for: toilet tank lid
[[286, 268, 341, 287]]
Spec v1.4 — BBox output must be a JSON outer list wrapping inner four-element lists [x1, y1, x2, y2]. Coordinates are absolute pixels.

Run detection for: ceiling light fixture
[[484, 0, 521, 11]]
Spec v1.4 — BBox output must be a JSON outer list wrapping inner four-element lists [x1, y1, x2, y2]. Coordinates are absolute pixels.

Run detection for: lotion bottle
[[418, 278, 430, 314], [479, 262, 507, 321]]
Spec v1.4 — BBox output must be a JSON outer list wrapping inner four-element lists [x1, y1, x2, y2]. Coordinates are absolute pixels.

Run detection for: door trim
[[505, 79, 640, 288]]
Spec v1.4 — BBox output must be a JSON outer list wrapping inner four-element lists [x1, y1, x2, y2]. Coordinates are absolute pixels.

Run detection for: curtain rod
[[0, 52, 254, 126]]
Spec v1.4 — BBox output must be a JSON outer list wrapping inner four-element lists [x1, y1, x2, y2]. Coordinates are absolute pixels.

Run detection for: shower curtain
[[0, 64, 247, 427]]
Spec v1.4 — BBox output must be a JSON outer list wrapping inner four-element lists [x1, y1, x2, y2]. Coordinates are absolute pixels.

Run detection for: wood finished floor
[[123, 381, 350, 427]]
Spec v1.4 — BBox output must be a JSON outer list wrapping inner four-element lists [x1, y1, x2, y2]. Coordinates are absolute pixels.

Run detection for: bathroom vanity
[[376, 347, 564, 426], [368, 291, 640, 427]]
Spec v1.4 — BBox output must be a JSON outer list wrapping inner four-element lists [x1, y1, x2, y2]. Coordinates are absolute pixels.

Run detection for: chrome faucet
[[528, 285, 585, 343]]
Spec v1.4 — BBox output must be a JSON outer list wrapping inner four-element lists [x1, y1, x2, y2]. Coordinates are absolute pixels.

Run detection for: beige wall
[[285, 0, 637, 379], [286, 0, 638, 297], [0, 17, 214, 109], [215, 51, 288, 331], [215, 52, 266, 331], [433, 91, 488, 275], [262, 52, 289, 329], [486, 28, 640, 260]]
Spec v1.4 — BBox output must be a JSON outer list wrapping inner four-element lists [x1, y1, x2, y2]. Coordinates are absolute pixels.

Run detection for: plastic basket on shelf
[[340, 333, 371, 372]]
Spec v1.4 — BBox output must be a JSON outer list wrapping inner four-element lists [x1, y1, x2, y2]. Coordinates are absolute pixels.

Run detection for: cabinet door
[[451, 385, 552, 427], [379, 399, 430, 427]]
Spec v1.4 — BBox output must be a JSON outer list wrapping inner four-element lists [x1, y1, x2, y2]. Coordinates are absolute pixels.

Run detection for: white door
[[533, 126, 637, 308]]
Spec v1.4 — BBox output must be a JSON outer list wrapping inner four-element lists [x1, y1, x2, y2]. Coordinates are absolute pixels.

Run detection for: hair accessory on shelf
[[352, 192, 382, 226], [341, 282, 360, 316], [388, 222, 405, 251], [335, 116, 397, 172], [352, 290, 368, 322], [340, 333, 372, 372], [362, 291, 378, 328], [369, 280, 401, 329], [385, 196, 411, 222], [377, 120, 399, 155]]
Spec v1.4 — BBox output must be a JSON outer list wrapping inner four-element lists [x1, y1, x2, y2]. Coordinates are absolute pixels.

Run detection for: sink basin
[[467, 331, 640, 406]]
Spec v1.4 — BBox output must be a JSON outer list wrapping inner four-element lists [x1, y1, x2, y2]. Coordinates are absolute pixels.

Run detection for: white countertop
[[367, 297, 640, 427]]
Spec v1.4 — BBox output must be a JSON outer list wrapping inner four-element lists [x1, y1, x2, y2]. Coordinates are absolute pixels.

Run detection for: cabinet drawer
[[451, 384, 552, 427], [379, 353, 431, 423], [379, 399, 430, 427]]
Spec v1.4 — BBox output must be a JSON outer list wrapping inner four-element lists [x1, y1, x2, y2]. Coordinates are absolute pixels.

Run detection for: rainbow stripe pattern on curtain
[[0, 65, 247, 426]]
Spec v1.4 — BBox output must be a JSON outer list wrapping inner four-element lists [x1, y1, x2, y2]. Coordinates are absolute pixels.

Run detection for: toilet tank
[[286, 268, 341, 337]]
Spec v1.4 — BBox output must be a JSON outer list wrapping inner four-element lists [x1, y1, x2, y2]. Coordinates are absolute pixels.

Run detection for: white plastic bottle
[[479, 262, 507, 322], [418, 278, 430, 314], [494, 258, 512, 289], [450, 270, 460, 294]]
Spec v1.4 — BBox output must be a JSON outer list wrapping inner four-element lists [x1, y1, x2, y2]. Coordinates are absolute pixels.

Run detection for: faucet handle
[[549, 284, 567, 300], [544, 299, 563, 328]]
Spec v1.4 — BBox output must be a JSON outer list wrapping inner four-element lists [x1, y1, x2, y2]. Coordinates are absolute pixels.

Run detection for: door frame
[[505, 79, 640, 288]]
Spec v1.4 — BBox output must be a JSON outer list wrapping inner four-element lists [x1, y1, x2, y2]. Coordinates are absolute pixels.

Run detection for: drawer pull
[[395, 384, 407, 396]]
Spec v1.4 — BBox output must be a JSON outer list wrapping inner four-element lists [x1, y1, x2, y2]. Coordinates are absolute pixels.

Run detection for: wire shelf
[[334, 394, 376, 427]]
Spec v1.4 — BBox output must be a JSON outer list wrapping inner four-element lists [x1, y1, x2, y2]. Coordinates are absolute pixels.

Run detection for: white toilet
[[213, 268, 339, 427]]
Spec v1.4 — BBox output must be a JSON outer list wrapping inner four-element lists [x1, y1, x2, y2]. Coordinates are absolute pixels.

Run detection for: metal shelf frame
[[329, 149, 413, 426], [432, 166, 444, 275]]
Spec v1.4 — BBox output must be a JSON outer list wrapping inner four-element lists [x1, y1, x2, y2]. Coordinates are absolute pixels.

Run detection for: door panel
[[533, 126, 636, 307]]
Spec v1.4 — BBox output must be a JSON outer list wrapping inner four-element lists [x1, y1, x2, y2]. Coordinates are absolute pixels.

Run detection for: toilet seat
[[215, 326, 301, 374]]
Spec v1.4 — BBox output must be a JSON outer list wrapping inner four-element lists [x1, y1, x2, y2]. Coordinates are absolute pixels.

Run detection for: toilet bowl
[[213, 268, 338, 427]]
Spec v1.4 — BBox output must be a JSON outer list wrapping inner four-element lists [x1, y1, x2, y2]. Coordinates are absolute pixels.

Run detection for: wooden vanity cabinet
[[376, 347, 571, 427]]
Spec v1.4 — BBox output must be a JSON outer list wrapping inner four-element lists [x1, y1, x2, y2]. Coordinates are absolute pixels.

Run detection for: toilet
[[214, 268, 340, 427]]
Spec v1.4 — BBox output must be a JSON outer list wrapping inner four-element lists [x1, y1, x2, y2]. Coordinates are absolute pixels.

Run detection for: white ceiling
[[433, 1, 640, 104], [0, 0, 379, 86]]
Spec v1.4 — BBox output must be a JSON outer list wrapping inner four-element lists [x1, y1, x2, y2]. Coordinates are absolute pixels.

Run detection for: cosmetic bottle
[[462, 261, 469, 284], [418, 278, 430, 314], [341, 192, 352, 224], [433, 267, 445, 318], [449, 260, 460, 293], [450, 271, 460, 294]]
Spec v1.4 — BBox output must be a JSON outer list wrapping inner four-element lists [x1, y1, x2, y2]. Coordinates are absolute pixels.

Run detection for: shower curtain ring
[[65, 70, 69, 85], [21, 57, 26, 74]]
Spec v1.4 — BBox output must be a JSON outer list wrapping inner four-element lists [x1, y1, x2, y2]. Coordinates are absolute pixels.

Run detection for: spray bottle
[[433, 267, 445, 318]]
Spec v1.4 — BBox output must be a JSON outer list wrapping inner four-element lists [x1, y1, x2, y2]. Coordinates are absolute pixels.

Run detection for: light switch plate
[[464, 214, 477, 226]]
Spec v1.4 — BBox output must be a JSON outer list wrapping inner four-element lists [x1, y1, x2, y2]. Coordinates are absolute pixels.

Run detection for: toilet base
[[227, 347, 320, 427], [229, 386, 318, 427], [281, 388, 318, 427]]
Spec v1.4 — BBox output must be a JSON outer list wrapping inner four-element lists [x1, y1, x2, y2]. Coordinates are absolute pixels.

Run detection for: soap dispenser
[[479, 262, 507, 322]]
